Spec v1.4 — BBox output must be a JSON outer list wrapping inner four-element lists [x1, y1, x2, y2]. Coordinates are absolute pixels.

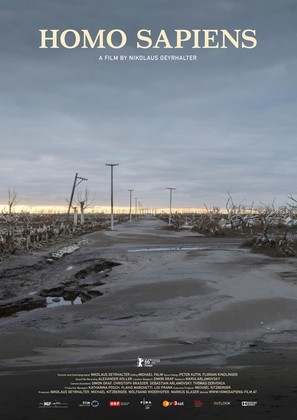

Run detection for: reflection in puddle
[[46, 296, 82, 307]]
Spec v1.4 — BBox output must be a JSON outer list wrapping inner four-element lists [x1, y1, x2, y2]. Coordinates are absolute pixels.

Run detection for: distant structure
[[105, 163, 119, 230]]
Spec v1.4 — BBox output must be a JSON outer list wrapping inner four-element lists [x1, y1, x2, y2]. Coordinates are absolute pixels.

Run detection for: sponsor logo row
[[39, 399, 257, 410]]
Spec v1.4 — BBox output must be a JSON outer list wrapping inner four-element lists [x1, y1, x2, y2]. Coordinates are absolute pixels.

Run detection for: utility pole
[[105, 163, 119, 230], [68, 173, 88, 216], [166, 187, 176, 226], [135, 197, 138, 219], [128, 189, 134, 222]]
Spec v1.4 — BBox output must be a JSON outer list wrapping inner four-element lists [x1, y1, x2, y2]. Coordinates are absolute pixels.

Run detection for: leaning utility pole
[[105, 163, 119, 230], [67, 173, 88, 215], [166, 187, 176, 226]]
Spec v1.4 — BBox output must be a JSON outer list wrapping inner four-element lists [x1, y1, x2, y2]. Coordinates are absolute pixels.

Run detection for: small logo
[[137, 356, 144, 367], [137, 356, 160, 368], [213, 401, 231, 406], [242, 401, 257, 407], [91, 400, 100, 408], [162, 400, 184, 407], [194, 400, 204, 407], [140, 398, 152, 410], [109, 401, 130, 407], [78, 401, 91, 408], [38, 401, 68, 409]]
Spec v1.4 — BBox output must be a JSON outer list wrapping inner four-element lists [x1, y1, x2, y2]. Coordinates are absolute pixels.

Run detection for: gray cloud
[[0, 0, 296, 210]]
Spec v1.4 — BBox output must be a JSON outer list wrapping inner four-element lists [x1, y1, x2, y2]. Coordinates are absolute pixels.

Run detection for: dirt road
[[0, 216, 296, 419]]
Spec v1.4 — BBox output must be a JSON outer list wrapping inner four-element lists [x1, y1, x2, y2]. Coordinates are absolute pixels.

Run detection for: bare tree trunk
[[8, 188, 19, 215], [73, 207, 78, 226], [80, 203, 84, 225]]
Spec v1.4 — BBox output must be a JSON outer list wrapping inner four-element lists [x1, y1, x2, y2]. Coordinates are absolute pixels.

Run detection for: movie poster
[[0, 1, 296, 419]]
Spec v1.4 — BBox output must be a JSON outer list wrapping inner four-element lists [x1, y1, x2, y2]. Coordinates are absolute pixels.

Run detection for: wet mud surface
[[0, 246, 120, 316], [1, 217, 297, 418], [1, 217, 297, 366]]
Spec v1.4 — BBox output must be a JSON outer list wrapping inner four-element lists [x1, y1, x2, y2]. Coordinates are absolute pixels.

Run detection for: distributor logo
[[194, 400, 204, 407], [213, 401, 231, 406], [38, 401, 68, 409], [78, 401, 91, 408], [140, 398, 152, 410], [162, 400, 184, 407], [109, 401, 130, 407], [242, 401, 257, 407]]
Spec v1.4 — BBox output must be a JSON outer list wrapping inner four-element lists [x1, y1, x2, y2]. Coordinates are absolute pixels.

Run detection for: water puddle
[[1, 259, 119, 317], [128, 247, 207, 253], [46, 296, 82, 307]]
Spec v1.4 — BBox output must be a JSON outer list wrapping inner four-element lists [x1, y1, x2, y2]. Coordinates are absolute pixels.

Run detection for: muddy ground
[[0, 216, 297, 419]]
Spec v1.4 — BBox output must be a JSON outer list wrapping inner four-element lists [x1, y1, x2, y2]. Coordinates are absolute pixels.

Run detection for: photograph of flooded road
[[1, 0, 297, 418]]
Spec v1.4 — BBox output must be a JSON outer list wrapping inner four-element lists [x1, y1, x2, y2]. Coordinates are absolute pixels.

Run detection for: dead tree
[[288, 195, 297, 215], [76, 188, 93, 225], [225, 193, 245, 232], [0, 189, 20, 252], [7, 188, 19, 215]]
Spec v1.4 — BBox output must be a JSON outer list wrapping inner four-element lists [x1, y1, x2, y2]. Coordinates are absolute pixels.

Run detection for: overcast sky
[[0, 0, 296, 211]]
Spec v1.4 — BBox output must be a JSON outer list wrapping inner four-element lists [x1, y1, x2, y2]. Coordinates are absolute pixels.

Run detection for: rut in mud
[[0, 259, 120, 317]]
